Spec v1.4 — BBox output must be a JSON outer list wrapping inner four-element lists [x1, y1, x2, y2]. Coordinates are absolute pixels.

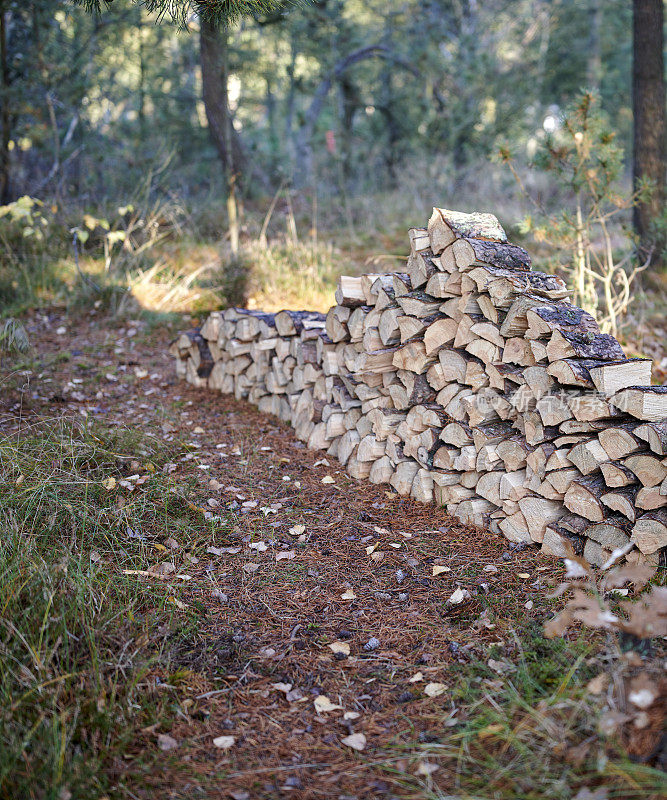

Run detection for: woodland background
[[0, 0, 664, 335]]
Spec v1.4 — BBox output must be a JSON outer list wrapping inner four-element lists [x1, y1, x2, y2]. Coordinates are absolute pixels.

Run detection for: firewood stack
[[170, 207, 667, 568]]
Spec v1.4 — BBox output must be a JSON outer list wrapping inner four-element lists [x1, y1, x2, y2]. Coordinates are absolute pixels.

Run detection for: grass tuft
[[0, 419, 201, 799]]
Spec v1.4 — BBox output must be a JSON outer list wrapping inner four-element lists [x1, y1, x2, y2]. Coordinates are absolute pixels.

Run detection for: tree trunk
[[632, 0, 666, 262], [200, 18, 237, 180], [586, 0, 602, 92], [0, 4, 11, 203]]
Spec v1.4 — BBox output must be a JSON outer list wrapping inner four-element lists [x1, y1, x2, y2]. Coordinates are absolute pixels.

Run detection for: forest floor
[[0, 309, 665, 800]]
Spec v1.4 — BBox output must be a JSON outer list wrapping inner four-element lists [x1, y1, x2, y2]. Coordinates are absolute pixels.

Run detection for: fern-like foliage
[[71, 0, 291, 26]]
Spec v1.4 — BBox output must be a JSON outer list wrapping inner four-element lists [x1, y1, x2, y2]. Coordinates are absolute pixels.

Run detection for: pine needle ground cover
[[0, 310, 664, 800]]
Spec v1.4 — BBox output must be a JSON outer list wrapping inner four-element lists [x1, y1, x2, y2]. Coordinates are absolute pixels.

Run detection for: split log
[[544, 467, 580, 495], [634, 421, 667, 455], [423, 318, 457, 354], [588, 359, 652, 395], [335, 276, 366, 307], [499, 511, 531, 544], [612, 386, 667, 422], [600, 487, 638, 521], [600, 461, 639, 488], [597, 425, 643, 460], [392, 273, 411, 297], [564, 474, 607, 521], [425, 271, 462, 298], [325, 306, 351, 343], [275, 310, 326, 336], [546, 330, 625, 362], [586, 515, 633, 551], [428, 207, 507, 254], [496, 437, 533, 471], [635, 485, 667, 510], [622, 453, 667, 487], [518, 496, 565, 542], [566, 439, 610, 475], [390, 460, 420, 496], [392, 341, 437, 374], [442, 421, 474, 447], [631, 509, 667, 554], [396, 291, 442, 318]]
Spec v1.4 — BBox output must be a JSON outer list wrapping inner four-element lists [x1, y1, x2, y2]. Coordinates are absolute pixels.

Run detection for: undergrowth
[[382, 623, 664, 800], [0, 419, 209, 799]]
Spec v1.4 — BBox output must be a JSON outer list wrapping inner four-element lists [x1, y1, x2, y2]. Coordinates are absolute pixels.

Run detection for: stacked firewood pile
[[170, 208, 667, 567]]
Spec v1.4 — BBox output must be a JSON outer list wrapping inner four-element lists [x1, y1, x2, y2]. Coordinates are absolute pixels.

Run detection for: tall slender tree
[[632, 0, 665, 261]]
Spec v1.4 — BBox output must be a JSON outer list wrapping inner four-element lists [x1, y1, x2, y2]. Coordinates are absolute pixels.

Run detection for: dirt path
[[0, 309, 621, 800]]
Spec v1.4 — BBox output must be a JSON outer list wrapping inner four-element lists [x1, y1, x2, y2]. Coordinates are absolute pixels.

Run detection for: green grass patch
[[0, 419, 211, 799], [381, 622, 664, 799]]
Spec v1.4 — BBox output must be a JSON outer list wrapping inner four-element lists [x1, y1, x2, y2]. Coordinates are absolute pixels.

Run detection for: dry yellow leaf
[[433, 565, 451, 576], [341, 733, 366, 751], [212, 735, 236, 749], [314, 695, 342, 713], [328, 641, 351, 656]]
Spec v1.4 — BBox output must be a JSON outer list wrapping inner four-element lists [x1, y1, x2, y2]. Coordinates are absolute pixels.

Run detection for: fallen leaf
[[148, 562, 176, 577], [408, 671, 424, 683], [248, 541, 268, 552], [433, 565, 451, 576], [586, 673, 609, 695], [328, 641, 351, 656], [102, 476, 116, 491], [483, 564, 498, 573], [341, 733, 366, 751], [321, 475, 335, 484], [628, 674, 659, 709], [448, 587, 470, 604], [424, 682, 447, 698], [517, 573, 530, 579], [365, 543, 378, 555], [276, 550, 295, 561], [212, 735, 236, 749], [242, 563, 260, 573], [314, 695, 342, 714], [415, 761, 438, 776], [341, 589, 357, 601], [157, 733, 178, 751], [289, 524, 306, 537], [343, 711, 360, 720], [271, 682, 293, 694]]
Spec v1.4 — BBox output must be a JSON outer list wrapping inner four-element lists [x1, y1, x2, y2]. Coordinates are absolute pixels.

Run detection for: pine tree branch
[[70, 1, 297, 27]]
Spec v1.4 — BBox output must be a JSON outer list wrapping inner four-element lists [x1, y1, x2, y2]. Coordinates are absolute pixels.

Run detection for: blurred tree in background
[[0, 0, 664, 312]]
